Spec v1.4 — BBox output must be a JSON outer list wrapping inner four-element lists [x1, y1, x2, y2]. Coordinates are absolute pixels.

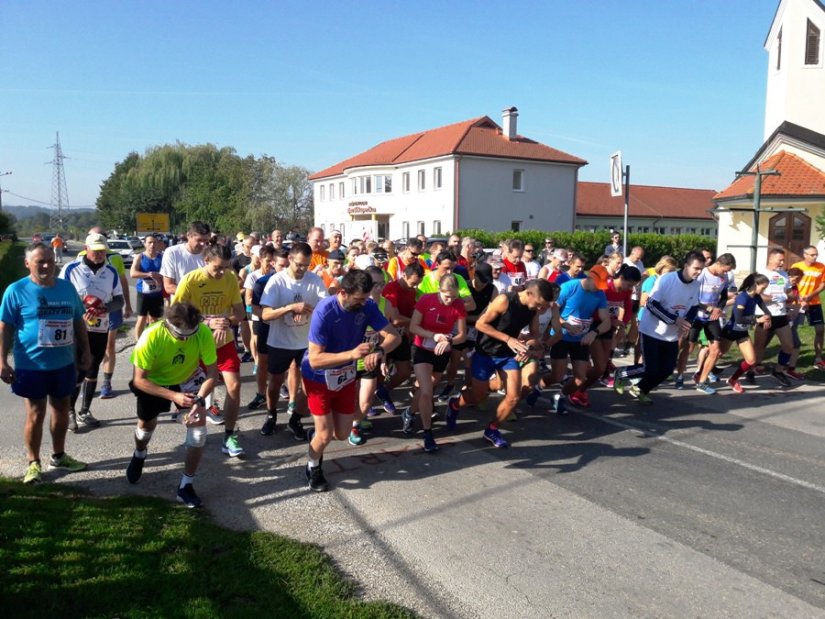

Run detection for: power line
[[5, 191, 95, 209]]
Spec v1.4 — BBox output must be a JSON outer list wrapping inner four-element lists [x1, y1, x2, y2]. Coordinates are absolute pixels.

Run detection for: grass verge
[[0, 479, 417, 619]]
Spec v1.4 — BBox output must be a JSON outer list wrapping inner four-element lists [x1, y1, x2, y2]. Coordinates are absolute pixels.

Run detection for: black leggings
[[616, 333, 678, 394]]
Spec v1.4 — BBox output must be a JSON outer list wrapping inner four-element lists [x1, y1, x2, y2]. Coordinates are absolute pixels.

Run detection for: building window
[[359, 176, 372, 194], [384, 175, 392, 193], [433, 220, 442, 235], [402, 172, 410, 193], [512, 169, 525, 192], [319, 185, 325, 201], [402, 221, 410, 239], [352, 178, 358, 195], [374, 175, 392, 194], [511, 221, 521, 232], [806, 19, 820, 65], [777, 27, 782, 70], [329, 183, 335, 200], [417, 221, 425, 235], [417, 170, 426, 191], [434, 167, 442, 189], [339, 181, 345, 199]]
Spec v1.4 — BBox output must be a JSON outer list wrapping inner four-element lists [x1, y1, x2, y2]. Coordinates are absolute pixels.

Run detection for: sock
[[487, 422, 498, 431], [81, 380, 96, 412], [103, 372, 113, 385], [204, 393, 213, 408], [307, 455, 320, 468], [731, 361, 752, 381], [225, 429, 234, 438], [29, 459, 40, 465], [777, 351, 791, 367], [134, 449, 147, 459], [180, 473, 195, 489], [266, 409, 277, 419], [51, 452, 64, 461]]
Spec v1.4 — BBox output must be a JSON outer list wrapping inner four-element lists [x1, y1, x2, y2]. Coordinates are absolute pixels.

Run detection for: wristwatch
[[374, 345, 385, 356], [194, 395, 206, 407]]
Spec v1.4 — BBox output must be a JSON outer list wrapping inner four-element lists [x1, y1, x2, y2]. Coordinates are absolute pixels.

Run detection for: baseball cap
[[236, 232, 245, 241], [328, 249, 346, 261], [251, 244, 262, 257], [488, 257, 505, 269], [354, 254, 375, 270], [588, 265, 610, 291], [552, 248, 568, 261], [474, 262, 493, 284], [85, 233, 109, 251]]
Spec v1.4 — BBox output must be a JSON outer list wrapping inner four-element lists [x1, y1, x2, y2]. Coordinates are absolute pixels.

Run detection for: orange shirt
[[791, 261, 825, 305], [51, 237, 64, 249], [310, 250, 328, 271]]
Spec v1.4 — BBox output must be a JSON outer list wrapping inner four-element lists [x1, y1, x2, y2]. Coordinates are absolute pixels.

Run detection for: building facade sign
[[347, 202, 377, 215]]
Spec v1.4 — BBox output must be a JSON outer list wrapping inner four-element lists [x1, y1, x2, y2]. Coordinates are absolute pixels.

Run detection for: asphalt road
[[2, 246, 825, 617]]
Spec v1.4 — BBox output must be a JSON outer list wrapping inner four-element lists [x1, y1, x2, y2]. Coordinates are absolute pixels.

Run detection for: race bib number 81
[[38, 319, 74, 347]]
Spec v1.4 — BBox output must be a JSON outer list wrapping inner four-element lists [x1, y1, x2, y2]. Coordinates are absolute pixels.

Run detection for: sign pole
[[623, 165, 630, 257]]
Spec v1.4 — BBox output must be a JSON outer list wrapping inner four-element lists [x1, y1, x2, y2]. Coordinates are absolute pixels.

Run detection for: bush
[[456, 228, 715, 266], [0, 242, 26, 293]]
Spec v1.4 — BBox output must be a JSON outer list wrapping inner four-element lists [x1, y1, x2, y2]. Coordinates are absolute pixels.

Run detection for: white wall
[[457, 157, 577, 232], [764, 0, 825, 138]]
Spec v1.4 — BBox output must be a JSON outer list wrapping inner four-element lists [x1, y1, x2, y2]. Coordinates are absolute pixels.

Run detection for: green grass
[[720, 323, 825, 381], [0, 479, 417, 619]]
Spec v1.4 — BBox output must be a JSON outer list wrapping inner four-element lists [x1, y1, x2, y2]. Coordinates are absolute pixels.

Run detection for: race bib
[[86, 314, 109, 333], [511, 274, 525, 287], [566, 315, 592, 334], [179, 367, 206, 393], [38, 319, 74, 347], [143, 277, 159, 293], [607, 301, 623, 318], [324, 364, 356, 392], [467, 327, 478, 341], [363, 330, 380, 349]]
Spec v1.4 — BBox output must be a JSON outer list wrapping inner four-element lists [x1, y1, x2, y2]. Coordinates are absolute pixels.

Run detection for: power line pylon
[[48, 132, 70, 232]]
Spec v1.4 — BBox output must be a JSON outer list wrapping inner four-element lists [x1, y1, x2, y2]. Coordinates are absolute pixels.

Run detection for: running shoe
[[674, 375, 685, 390], [727, 377, 744, 394], [613, 373, 627, 396], [288, 414, 308, 441], [570, 391, 590, 409], [754, 365, 768, 376], [786, 368, 805, 381], [170, 411, 179, 422], [745, 371, 756, 385], [48, 453, 87, 472], [306, 464, 329, 492], [177, 483, 202, 508], [599, 377, 615, 389], [695, 382, 716, 395], [483, 426, 509, 448], [77, 410, 101, 428], [99, 383, 116, 399], [126, 454, 145, 484], [359, 418, 373, 432], [401, 407, 416, 435], [222, 433, 245, 457], [446, 397, 460, 430], [376, 384, 396, 414], [247, 393, 266, 410], [206, 405, 225, 425], [240, 351, 253, 363], [67, 410, 78, 433], [814, 360, 825, 370], [423, 430, 438, 452], [628, 385, 653, 405], [280, 384, 289, 399], [552, 393, 568, 415], [260, 414, 277, 436], [366, 406, 383, 418], [772, 370, 792, 388], [348, 426, 364, 446], [525, 386, 542, 407], [708, 372, 720, 384], [23, 461, 42, 484], [691, 371, 701, 385], [435, 383, 455, 403]]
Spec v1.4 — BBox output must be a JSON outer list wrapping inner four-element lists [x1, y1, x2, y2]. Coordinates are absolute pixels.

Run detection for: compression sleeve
[[646, 298, 678, 324]]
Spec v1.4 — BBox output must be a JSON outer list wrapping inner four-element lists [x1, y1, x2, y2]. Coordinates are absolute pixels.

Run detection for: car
[[107, 239, 136, 268]]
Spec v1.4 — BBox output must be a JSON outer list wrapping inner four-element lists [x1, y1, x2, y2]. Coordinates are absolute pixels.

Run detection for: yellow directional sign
[[136, 212, 170, 234]]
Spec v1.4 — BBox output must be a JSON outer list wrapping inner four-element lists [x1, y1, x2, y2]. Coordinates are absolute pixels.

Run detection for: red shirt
[[602, 279, 633, 324], [383, 279, 417, 318], [412, 293, 467, 349], [503, 258, 527, 287]]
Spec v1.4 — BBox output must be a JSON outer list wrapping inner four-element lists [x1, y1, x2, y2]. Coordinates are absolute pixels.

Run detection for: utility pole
[[47, 133, 70, 232], [734, 165, 780, 273], [0, 171, 11, 212]]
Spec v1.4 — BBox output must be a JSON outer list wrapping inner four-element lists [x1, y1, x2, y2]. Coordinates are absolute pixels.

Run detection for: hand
[[151, 272, 164, 284], [581, 331, 597, 346], [78, 350, 92, 371], [213, 328, 227, 347], [208, 316, 230, 331], [364, 351, 382, 371], [182, 402, 206, 427], [675, 318, 691, 337], [174, 391, 196, 410], [0, 363, 14, 385], [291, 302, 314, 315], [351, 343, 373, 361], [563, 321, 583, 335], [507, 337, 529, 355], [709, 308, 722, 321], [124, 306, 133, 319], [757, 315, 771, 325], [434, 340, 451, 356]]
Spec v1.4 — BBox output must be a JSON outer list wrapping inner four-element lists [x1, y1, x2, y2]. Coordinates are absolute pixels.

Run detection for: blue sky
[[2, 0, 779, 209]]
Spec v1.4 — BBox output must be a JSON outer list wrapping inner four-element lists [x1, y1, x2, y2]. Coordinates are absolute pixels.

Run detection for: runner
[[130, 233, 165, 340], [501, 239, 528, 289], [173, 243, 246, 455], [538, 249, 568, 282], [126, 302, 219, 508], [160, 221, 210, 296], [259, 242, 326, 439], [243, 244, 276, 410], [523, 243, 541, 280], [320, 248, 346, 293], [614, 252, 704, 404], [51, 233, 65, 265], [407, 274, 467, 451], [307, 227, 328, 272], [0, 243, 91, 483], [60, 233, 125, 430], [720, 274, 771, 394], [790, 245, 825, 369], [386, 238, 428, 281], [302, 269, 401, 491], [555, 254, 585, 285], [446, 279, 555, 448]]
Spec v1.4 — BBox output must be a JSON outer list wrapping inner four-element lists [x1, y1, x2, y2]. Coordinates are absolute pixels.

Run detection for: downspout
[[453, 156, 461, 233]]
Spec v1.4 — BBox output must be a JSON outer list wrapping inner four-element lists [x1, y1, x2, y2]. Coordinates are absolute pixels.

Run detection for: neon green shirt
[[130, 321, 217, 386], [416, 272, 471, 299]]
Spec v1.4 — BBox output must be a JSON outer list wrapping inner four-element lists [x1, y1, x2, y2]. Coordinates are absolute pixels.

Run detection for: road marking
[[581, 411, 825, 496]]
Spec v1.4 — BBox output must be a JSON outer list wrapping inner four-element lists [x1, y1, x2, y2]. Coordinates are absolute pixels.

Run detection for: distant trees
[[96, 143, 314, 235]]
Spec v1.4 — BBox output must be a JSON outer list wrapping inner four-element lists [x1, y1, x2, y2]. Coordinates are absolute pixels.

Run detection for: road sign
[[610, 151, 623, 197], [136, 212, 170, 235]]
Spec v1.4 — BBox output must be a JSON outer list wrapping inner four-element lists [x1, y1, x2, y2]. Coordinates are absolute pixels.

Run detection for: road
[[1, 245, 824, 617]]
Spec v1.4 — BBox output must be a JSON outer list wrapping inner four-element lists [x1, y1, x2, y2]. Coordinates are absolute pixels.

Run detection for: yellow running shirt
[[172, 267, 243, 342], [130, 321, 217, 386]]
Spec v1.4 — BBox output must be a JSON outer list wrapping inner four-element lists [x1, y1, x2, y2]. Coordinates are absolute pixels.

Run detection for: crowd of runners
[[2, 223, 823, 507]]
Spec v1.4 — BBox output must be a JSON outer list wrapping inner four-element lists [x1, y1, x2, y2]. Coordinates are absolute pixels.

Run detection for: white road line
[[581, 411, 825, 496]]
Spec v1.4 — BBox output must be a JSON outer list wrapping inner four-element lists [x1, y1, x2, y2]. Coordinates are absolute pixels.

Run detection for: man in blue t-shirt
[[301, 269, 400, 492], [0, 243, 92, 483]]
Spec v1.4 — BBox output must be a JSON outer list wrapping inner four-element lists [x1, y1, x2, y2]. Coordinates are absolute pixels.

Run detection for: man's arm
[[0, 320, 15, 384]]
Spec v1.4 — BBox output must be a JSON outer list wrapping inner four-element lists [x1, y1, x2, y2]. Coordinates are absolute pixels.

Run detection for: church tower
[[764, 0, 825, 139]]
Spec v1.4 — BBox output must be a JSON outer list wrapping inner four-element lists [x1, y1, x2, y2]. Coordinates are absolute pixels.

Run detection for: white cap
[[251, 244, 262, 257], [354, 254, 375, 270]]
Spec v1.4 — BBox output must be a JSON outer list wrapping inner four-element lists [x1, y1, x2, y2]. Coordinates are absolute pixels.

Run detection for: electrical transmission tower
[[48, 132, 70, 232]]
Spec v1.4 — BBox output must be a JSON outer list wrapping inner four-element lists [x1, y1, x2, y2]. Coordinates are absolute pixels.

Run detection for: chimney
[[502, 106, 519, 140]]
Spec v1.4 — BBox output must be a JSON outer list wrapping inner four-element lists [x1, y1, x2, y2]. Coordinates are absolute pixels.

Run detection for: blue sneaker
[[525, 386, 541, 407], [99, 383, 115, 399], [401, 407, 416, 435], [446, 396, 460, 430], [240, 351, 253, 363], [674, 375, 685, 390], [423, 430, 438, 452], [708, 372, 720, 384], [222, 433, 245, 457], [695, 382, 716, 395], [376, 384, 396, 414], [483, 426, 509, 448]]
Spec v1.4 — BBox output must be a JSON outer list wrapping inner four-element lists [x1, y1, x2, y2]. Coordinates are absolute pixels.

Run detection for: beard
[[342, 299, 364, 312]]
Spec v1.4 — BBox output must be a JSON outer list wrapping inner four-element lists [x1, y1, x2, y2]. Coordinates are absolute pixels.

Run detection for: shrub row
[[456, 229, 715, 267], [0, 242, 26, 294]]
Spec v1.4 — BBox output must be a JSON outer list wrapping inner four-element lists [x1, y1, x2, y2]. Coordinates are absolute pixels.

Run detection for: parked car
[[107, 239, 136, 268]]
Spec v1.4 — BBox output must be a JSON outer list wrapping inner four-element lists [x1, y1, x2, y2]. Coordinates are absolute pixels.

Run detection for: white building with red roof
[[309, 108, 587, 242], [715, 0, 825, 269]]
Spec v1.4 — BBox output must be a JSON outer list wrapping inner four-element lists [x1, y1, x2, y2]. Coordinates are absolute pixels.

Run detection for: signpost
[[610, 152, 630, 256], [136, 212, 171, 236]]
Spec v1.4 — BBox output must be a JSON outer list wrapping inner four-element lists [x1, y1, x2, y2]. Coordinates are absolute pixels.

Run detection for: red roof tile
[[309, 116, 587, 180], [576, 181, 716, 220], [714, 151, 825, 201]]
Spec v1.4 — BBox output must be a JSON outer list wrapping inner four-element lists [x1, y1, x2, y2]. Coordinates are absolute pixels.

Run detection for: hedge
[[456, 229, 715, 267], [0, 242, 26, 294]]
